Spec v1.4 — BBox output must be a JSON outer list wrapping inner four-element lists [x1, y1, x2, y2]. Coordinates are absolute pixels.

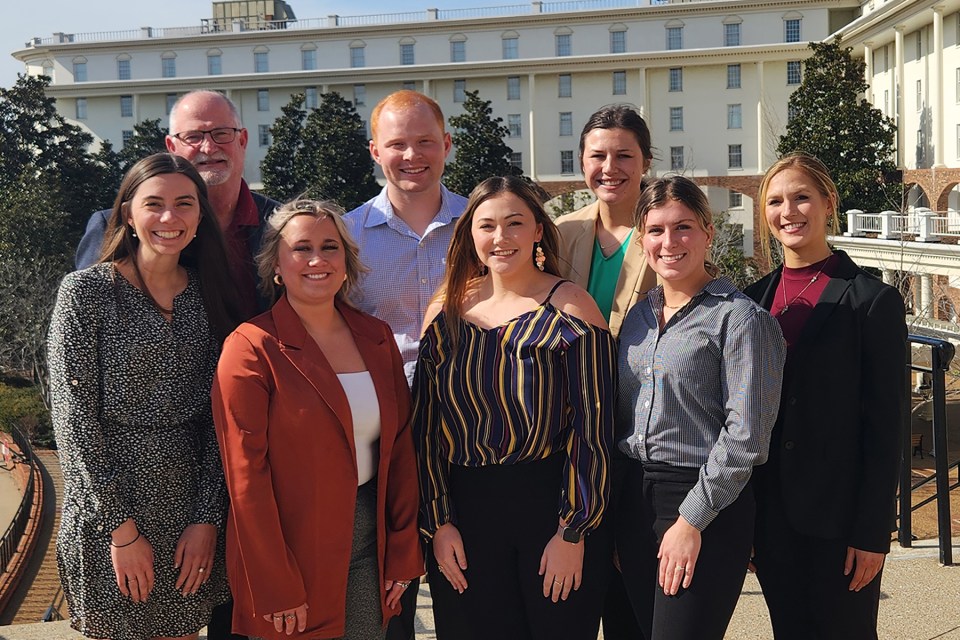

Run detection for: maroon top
[[769, 254, 838, 351], [222, 181, 261, 320]]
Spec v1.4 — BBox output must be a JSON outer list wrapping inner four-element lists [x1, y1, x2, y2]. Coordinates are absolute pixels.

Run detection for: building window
[[884, 89, 890, 115], [361, 120, 369, 139], [559, 112, 573, 136], [556, 33, 572, 57], [117, 58, 131, 80], [402, 81, 416, 91], [917, 79, 922, 111], [724, 23, 741, 46], [42, 61, 53, 79], [728, 144, 743, 169], [727, 64, 741, 89], [510, 152, 523, 171], [502, 36, 519, 59], [350, 45, 365, 68], [610, 29, 626, 54], [669, 67, 682, 92], [670, 146, 684, 171], [305, 87, 319, 110], [122, 130, 134, 148], [612, 71, 627, 95], [258, 124, 271, 147], [454, 79, 466, 103], [75, 97, 87, 120], [957, 123, 960, 158], [784, 18, 801, 43], [727, 103, 742, 129], [354, 84, 366, 107], [73, 60, 87, 82], [302, 49, 317, 70], [788, 103, 799, 123], [729, 191, 743, 208], [208, 53, 222, 75], [956, 68, 960, 103], [254, 51, 269, 73], [916, 30, 922, 59], [787, 61, 802, 85], [507, 76, 521, 100], [257, 89, 269, 112], [560, 150, 574, 174], [666, 26, 683, 50], [451, 39, 466, 63], [166, 93, 177, 115], [120, 95, 133, 118], [669, 107, 683, 131], [400, 43, 415, 65], [508, 114, 522, 138], [558, 74, 572, 98], [161, 55, 176, 78]]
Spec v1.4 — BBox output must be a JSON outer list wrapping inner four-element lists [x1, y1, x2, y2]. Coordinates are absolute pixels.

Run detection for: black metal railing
[[899, 335, 958, 566], [0, 428, 36, 575], [42, 585, 65, 621]]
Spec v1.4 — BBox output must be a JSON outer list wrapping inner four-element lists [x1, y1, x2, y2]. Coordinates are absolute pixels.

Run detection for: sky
[[3, 0, 518, 87]]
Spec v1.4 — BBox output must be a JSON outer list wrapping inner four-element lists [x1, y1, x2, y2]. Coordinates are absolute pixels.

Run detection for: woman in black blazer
[[744, 153, 906, 640]]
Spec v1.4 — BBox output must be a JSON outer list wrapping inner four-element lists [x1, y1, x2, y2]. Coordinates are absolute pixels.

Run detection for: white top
[[337, 371, 381, 486]]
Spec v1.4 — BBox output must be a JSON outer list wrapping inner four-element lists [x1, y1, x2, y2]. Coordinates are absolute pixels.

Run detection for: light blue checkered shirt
[[343, 186, 468, 386]]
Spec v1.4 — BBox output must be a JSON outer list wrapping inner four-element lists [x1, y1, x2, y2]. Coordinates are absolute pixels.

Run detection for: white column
[[527, 73, 537, 181], [636, 67, 647, 119], [932, 6, 945, 167], [756, 60, 765, 172], [863, 42, 874, 103], [422, 79, 431, 98], [894, 26, 905, 168], [920, 273, 935, 318], [882, 269, 895, 285]]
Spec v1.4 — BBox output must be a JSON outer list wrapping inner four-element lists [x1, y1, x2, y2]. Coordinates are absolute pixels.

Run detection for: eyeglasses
[[172, 127, 242, 146]]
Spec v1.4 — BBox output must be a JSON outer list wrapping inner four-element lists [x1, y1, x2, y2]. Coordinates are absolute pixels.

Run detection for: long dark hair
[[437, 175, 561, 348], [98, 153, 241, 342]]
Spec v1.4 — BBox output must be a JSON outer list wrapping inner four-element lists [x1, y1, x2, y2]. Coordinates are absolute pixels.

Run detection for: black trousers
[[753, 488, 882, 640], [617, 460, 754, 640], [430, 455, 611, 640], [206, 600, 247, 640], [384, 577, 419, 640], [602, 457, 644, 640]]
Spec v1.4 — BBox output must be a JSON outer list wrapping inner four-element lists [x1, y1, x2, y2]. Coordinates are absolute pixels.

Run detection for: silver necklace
[[778, 255, 831, 316], [598, 225, 630, 251]]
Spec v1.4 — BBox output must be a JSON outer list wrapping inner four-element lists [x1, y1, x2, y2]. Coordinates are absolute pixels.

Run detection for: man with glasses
[[76, 90, 277, 319]]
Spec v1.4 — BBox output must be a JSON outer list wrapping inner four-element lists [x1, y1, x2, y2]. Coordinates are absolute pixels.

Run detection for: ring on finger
[[674, 566, 686, 572], [284, 613, 296, 621], [198, 566, 206, 573], [553, 578, 563, 585]]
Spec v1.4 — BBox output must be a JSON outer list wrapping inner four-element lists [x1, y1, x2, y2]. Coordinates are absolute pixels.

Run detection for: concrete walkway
[[1, 538, 957, 640]]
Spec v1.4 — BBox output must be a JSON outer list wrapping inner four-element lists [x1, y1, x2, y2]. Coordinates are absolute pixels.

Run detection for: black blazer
[[743, 250, 906, 553]]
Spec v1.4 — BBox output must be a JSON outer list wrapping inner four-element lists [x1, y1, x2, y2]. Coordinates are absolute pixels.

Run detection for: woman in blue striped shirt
[[413, 176, 617, 640], [616, 176, 786, 640]]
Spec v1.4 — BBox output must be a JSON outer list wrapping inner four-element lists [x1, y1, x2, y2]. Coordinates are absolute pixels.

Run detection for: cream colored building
[[14, 0, 959, 252]]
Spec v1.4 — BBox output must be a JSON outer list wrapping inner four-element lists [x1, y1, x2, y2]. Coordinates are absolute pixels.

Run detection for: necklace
[[663, 300, 689, 310], [778, 255, 832, 316], [597, 225, 630, 251]]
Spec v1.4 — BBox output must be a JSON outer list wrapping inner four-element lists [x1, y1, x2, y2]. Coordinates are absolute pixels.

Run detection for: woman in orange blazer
[[212, 199, 422, 640]]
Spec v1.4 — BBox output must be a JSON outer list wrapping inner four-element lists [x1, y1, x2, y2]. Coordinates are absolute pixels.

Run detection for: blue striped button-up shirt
[[343, 186, 468, 385], [617, 277, 786, 530]]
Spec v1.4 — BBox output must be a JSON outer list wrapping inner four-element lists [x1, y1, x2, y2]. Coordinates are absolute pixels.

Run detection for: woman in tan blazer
[[555, 105, 658, 339], [212, 200, 422, 640], [555, 106, 658, 639]]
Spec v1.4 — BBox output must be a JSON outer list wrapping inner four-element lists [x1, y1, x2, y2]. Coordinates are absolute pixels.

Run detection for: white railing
[[844, 208, 960, 242]]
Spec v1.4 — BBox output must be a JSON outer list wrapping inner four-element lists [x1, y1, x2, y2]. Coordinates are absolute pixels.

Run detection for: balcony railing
[[844, 208, 960, 242]]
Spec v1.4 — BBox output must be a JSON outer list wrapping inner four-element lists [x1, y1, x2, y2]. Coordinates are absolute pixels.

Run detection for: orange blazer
[[212, 295, 422, 639]]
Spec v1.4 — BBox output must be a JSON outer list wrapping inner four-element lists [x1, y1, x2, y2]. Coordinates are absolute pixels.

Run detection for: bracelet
[[110, 530, 141, 548]]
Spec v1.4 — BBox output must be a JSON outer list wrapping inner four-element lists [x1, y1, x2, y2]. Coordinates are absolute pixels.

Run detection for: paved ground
[[1, 539, 957, 640]]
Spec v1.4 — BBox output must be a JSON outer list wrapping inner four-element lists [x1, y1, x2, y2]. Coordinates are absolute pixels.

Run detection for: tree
[[260, 91, 379, 210], [778, 38, 899, 215], [445, 90, 523, 196], [261, 93, 308, 202], [711, 210, 759, 289], [117, 118, 168, 170]]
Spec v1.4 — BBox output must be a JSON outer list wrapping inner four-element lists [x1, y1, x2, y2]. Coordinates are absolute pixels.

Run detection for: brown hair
[[370, 90, 445, 140], [98, 152, 241, 341], [635, 175, 719, 278], [437, 176, 561, 348], [255, 198, 368, 303], [578, 104, 654, 171], [757, 152, 840, 262]]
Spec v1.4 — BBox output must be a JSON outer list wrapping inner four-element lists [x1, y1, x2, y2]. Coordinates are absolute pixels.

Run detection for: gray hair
[[169, 90, 242, 132]]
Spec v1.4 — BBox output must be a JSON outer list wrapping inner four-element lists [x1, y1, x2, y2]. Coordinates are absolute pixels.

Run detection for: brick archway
[[902, 168, 960, 212]]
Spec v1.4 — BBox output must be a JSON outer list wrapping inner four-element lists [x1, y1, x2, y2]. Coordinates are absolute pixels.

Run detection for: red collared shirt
[[222, 181, 261, 320]]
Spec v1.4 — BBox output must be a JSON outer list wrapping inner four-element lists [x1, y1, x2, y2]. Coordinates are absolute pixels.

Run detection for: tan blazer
[[555, 201, 657, 337], [212, 295, 422, 639]]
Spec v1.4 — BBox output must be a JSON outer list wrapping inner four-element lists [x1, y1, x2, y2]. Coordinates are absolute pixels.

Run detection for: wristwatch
[[560, 526, 582, 544]]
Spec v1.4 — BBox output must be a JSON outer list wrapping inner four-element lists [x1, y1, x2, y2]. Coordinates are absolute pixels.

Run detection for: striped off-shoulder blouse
[[412, 292, 616, 538]]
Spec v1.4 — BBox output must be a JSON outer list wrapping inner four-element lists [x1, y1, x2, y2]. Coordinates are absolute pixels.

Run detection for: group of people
[[47, 87, 906, 640]]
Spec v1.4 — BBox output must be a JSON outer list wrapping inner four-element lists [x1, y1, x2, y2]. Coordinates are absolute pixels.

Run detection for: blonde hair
[[758, 153, 840, 262], [370, 90, 445, 140], [256, 199, 368, 302]]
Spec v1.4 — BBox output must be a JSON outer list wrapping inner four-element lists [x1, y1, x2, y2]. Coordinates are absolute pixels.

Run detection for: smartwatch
[[560, 526, 582, 544]]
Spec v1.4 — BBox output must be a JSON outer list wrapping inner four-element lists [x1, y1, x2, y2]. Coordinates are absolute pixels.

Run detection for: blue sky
[[3, 1, 517, 87]]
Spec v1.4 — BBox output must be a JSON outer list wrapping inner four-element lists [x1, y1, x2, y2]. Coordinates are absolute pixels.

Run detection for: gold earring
[[273, 274, 283, 286], [534, 243, 546, 272]]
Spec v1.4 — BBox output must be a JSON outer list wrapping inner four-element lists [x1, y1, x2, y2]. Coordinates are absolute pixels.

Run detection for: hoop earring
[[534, 242, 546, 272], [273, 274, 283, 286]]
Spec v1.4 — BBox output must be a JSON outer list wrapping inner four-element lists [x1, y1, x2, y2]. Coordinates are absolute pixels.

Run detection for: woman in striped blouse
[[413, 176, 617, 640]]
